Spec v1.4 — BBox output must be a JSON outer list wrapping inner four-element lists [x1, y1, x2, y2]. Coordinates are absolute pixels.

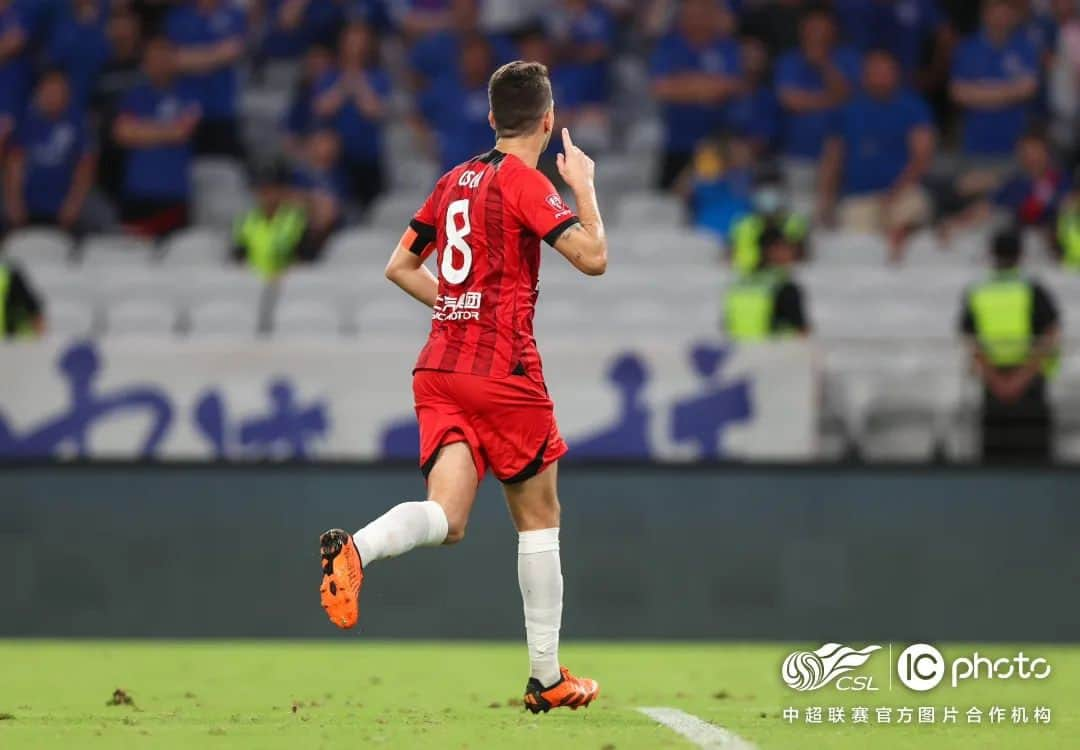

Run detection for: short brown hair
[[488, 60, 552, 139]]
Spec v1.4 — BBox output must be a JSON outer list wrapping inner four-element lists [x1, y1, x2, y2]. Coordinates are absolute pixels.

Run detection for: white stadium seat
[[2, 228, 73, 267], [46, 298, 98, 337], [80, 234, 156, 269], [323, 228, 401, 268], [187, 299, 260, 338], [161, 228, 229, 267], [614, 191, 684, 228], [273, 298, 345, 339], [370, 192, 427, 232], [104, 298, 179, 337]]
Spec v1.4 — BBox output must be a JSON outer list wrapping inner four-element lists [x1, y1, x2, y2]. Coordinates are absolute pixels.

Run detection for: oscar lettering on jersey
[[433, 292, 483, 322], [457, 170, 484, 189]]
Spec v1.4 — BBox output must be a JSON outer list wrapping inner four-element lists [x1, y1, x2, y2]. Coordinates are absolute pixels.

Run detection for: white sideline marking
[[638, 707, 758, 750]]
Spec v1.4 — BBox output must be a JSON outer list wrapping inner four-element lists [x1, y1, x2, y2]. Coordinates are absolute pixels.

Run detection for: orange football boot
[[319, 529, 364, 629], [523, 667, 600, 713]]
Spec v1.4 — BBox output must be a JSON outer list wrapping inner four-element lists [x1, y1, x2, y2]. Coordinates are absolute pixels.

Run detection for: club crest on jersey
[[546, 193, 572, 219], [433, 292, 482, 322]]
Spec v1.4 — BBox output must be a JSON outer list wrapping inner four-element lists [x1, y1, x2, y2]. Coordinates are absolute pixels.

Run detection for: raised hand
[[555, 127, 595, 192]]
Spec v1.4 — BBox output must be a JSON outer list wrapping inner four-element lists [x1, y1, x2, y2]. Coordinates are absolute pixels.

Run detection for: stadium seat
[[607, 227, 719, 266], [856, 370, 963, 462], [1051, 370, 1080, 463], [1, 228, 73, 267], [369, 192, 427, 232], [161, 228, 230, 267], [811, 230, 888, 266], [323, 227, 401, 268], [193, 157, 247, 192], [187, 299, 260, 338], [46, 298, 98, 337], [104, 298, 180, 337], [614, 192, 684, 228], [272, 298, 345, 339], [80, 234, 156, 269]]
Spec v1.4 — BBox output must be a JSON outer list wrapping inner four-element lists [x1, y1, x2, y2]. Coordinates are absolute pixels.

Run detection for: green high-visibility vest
[[234, 205, 307, 278], [1059, 208, 1080, 270], [730, 213, 808, 274], [968, 271, 1058, 375], [725, 270, 783, 341]]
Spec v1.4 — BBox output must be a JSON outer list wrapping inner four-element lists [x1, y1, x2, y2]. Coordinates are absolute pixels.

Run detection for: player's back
[[410, 149, 579, 382]]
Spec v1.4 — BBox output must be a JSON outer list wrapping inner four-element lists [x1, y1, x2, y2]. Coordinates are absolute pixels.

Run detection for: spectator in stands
[[95, 8, 144, 204], [166, 0, 247, 158], [680, 135, 754, 247], [775, 8, 861, 198], [314, 23, 389, 212], [723, 225, 810, 341], [650, 0, 741, 189], [730, 168, 808, 275], [408, 0, 516, 88], [3, 70, 97, 235], [232, 163, 309, 278], [941, 130, 1071, 245], [0, 260, 44, 339], [292, 129, 345, 256], [551, 0, 616, 123], [741, 0, 807, 57], [960, 229, 1060, 463], [818, 50, 935, 260], [416, 33, 496, 172], [726, 37, 780, 159], [833, 0, 951, 87], [47, 0, 110, 112], [0, 0, 30, 125], [950, 0, 1039, 166], [261, 0, 343, 61], [113, 37, 201, 238], [399, 0, 455, 40], [282, 43, 335, 162]]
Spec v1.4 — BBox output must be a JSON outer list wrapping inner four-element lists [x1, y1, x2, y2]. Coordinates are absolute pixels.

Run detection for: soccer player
[[318, 60, 607, 713]]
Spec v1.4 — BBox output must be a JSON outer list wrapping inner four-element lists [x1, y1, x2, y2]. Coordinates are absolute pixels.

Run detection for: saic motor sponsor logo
[[897, 643, 1052, 691], [781, 643, 882, 692], [433, 292, 482, 322]]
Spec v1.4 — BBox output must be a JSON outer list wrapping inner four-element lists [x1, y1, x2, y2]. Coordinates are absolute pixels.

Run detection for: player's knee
[[443, 519, 467, 545]]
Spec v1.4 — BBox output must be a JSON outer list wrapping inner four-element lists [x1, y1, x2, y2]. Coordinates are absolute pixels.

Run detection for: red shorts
[[413, 369, 568, 483]]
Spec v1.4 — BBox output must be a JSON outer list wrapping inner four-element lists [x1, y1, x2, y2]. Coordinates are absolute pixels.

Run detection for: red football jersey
[[406, 149, 580, 380]]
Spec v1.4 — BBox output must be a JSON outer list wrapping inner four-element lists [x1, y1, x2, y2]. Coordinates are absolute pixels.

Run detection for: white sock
[[518, 528, 563, 687], [353, 500, 449, 565]]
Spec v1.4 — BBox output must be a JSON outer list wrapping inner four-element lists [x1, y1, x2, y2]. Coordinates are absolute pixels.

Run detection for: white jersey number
[[441, 199, 473, 285]]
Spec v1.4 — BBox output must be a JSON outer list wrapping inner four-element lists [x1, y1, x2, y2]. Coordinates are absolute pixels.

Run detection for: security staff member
[[724, 226, 810, 341], [729, 171, 808, 275], [0, 261, 44, 339], [960, 229, 1060, 462], [1058, 197, 1080, 270], [232, 164, 309, 278]]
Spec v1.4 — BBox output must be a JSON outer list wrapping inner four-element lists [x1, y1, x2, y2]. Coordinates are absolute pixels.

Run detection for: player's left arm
[[385, 220, 438, 308]]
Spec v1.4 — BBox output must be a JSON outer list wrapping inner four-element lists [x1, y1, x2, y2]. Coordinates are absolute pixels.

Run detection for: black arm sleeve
[[773, 281, 808, 333], [1031, 282, 1060, 336], [407, 219, 437, 256]]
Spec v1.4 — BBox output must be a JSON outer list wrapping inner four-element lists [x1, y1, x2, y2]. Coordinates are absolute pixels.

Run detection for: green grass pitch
[[0, 641, 1075, 749]]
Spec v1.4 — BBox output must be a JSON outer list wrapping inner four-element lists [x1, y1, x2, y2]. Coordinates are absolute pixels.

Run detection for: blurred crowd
[[0, 0, 1079, 269]]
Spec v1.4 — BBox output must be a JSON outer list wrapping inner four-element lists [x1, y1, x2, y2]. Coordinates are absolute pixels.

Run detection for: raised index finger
[[561, 127, 574, 152]]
